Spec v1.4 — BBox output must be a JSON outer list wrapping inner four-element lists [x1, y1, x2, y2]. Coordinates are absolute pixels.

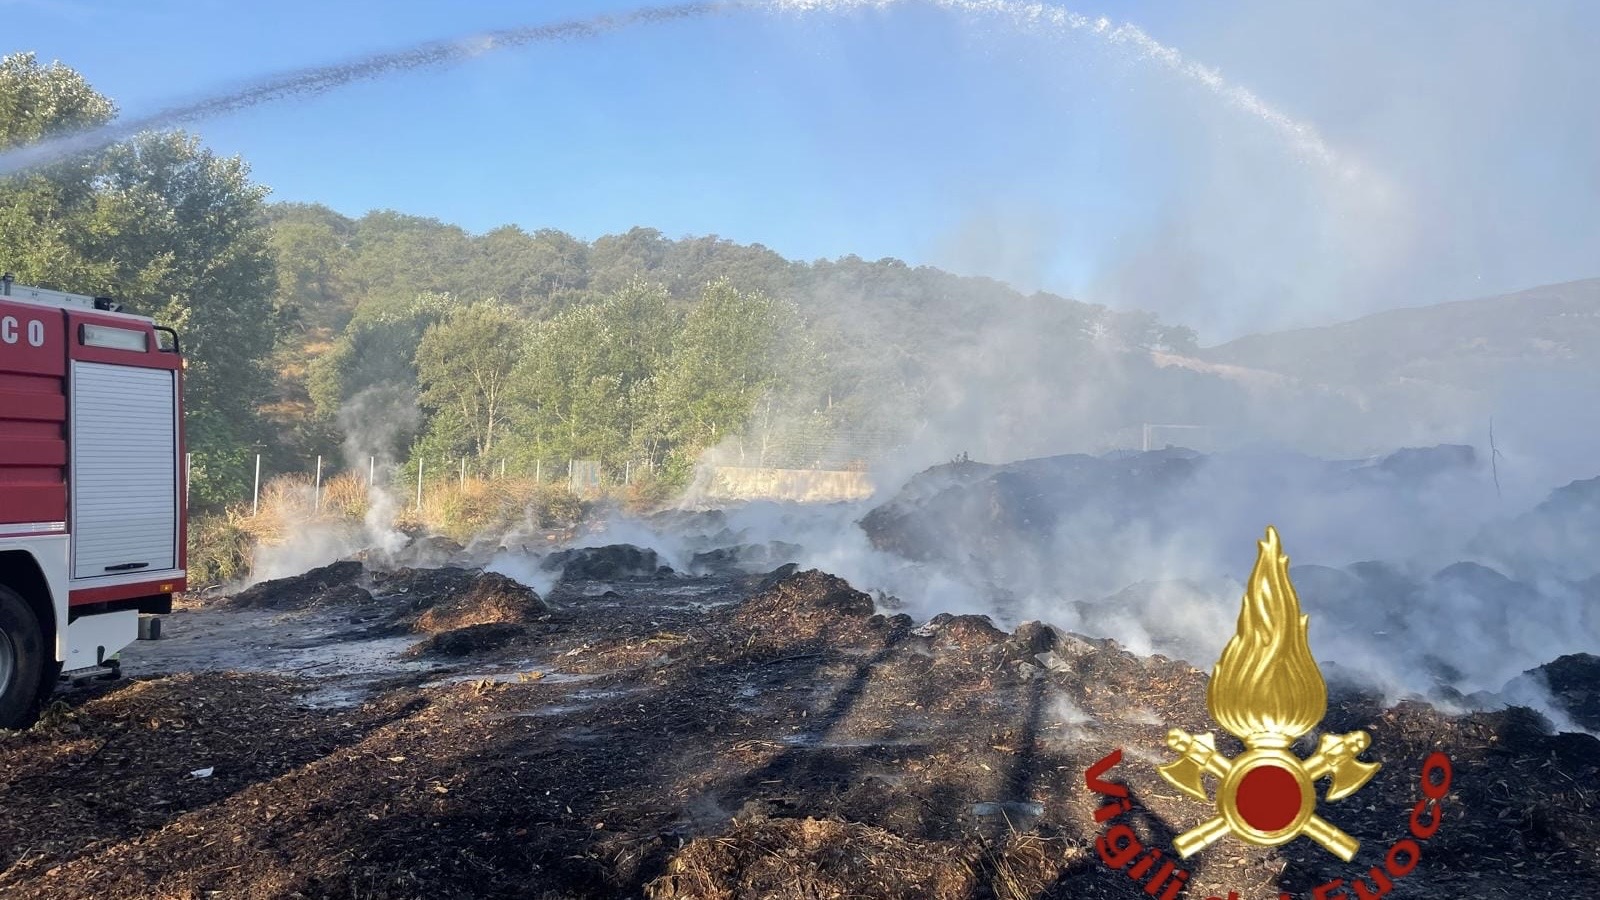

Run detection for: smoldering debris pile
[[858, 444, 1485, 586], [859, 444, 1600, 704], [220, 554, 549, 659], [541, 543, 670, 580], [398, 570, 545, 633], [1472, 475, 1600, 579], [225, 560, 369, 610], [7, 557, 1599, 899], [690, 541, 806, 575], [1507, 653, 1600, 732], [859, 449, 1204, 574]]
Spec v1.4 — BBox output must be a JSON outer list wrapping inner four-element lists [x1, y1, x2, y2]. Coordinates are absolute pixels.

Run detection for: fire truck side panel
[[62, 309, 187, 607], [0, 301, 67, 530], [68, 362, 179, 580]]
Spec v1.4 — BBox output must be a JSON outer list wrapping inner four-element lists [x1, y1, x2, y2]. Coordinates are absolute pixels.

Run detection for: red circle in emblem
[[1234, 764, 1302, 832]]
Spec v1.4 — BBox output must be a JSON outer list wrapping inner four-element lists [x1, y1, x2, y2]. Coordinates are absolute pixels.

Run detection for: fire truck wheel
[[0, 586, 47, 731]]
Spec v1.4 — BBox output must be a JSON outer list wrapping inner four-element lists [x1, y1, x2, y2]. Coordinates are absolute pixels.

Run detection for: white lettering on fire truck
[[1, 316, 46, 347]]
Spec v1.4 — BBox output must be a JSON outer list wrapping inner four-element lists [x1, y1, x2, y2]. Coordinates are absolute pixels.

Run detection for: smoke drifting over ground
[[566, 443, 1596, 736], [247, 386, 419, 584], [337, 384, 420, 557]]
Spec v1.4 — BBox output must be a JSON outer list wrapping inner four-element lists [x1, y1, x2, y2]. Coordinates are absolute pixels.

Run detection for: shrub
[[187, 512, 256, 587]]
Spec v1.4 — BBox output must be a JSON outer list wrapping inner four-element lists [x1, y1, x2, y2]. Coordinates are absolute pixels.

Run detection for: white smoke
[[337, 383, 418, 557], [245, 385, 417, 584]]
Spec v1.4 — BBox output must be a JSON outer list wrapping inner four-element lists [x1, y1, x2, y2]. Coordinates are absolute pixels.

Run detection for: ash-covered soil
[[1, 548, 1597, 900]]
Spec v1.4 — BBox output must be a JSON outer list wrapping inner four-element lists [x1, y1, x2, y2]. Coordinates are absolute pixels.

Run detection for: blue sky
[[6, 0, 1599, 340]]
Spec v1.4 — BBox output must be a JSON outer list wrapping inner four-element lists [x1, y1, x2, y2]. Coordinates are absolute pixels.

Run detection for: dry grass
[[189, 474, 595, 584], [982, 832, 1086, 900], [188, 474, 374, 588], [318, 471, 369, 519], [401, 477, 586, 543], [242, 475, 319, 543]]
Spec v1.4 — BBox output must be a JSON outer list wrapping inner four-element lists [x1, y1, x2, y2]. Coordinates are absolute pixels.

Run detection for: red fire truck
[[0, 275, 183, 729]]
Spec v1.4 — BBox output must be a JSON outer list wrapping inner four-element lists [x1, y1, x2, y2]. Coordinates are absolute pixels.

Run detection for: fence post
[[500, 458, 506, 479], [314, 455, 323, 512], [535, 460, 541, 483], [369, 455, 376, 489], [416, 460, 423, 510], [252, 453, 261, 516], [459, 456, 466, 489], [625, 460, 631, 485]]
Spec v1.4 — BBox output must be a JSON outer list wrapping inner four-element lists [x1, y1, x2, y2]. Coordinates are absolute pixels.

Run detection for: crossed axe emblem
[[1159, 727, 1380, 861]]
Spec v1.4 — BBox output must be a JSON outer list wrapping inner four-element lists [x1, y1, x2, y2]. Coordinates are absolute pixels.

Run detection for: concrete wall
[[704, 466, 874, 502]]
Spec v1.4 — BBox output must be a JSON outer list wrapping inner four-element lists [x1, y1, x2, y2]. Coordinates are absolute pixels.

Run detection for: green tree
[[346, 210, 473, 305], [0, 53, 119, 290], [415, 300, 528, 460], [587, 226, 669, 295], [466, 225, 591, 312], [308, 291, 453, 419], [526, 228, 591, 304], [649, 278, 807, 476], [510, 280, 678, 470], [0, 52, 115, 147], [92, 132, 279, 507], [268, 202, 356, 335], [0, 55, 278, 509]]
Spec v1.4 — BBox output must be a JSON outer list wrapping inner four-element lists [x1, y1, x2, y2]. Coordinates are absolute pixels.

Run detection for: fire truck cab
[[0, 275, 184, 729]]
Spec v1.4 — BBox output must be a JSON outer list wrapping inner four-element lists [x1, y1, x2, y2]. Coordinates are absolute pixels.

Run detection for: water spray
[[776, 0, 1369, 185], [0, 0, 1368, 190], [0, 2, 742, 177]]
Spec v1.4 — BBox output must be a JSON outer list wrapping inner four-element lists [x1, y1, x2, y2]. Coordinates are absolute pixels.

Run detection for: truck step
[[61, 660, 121, 685]]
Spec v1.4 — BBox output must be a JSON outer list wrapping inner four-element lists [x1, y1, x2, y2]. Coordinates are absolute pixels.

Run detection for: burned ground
[[0, 558, 1595, 900]]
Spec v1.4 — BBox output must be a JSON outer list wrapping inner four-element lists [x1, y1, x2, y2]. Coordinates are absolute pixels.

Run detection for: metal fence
[[193, 452, 662, 514]]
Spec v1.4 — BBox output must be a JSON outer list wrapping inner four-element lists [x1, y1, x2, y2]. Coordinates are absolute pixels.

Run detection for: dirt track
[[0, 558, 1596, 899]]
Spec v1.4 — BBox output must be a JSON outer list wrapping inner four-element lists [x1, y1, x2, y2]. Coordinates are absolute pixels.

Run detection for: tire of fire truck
[[0, 585, 48, 731]]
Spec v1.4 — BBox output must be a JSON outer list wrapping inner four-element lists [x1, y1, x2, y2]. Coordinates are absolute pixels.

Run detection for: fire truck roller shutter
[[70, 362, 178, 579], [0, 584, 47, 730]]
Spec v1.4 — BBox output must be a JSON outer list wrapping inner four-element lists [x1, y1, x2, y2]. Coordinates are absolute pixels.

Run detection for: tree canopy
[[0, 52, 278, 508]]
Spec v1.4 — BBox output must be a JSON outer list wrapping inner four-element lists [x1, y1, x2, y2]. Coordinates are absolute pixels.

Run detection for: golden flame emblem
[[1158, 527, 1380, 861]]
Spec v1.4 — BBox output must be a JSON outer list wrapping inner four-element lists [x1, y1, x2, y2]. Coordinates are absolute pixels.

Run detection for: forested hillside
[[2, 52, 1202, 510], [263, 204, 1201, 488]]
